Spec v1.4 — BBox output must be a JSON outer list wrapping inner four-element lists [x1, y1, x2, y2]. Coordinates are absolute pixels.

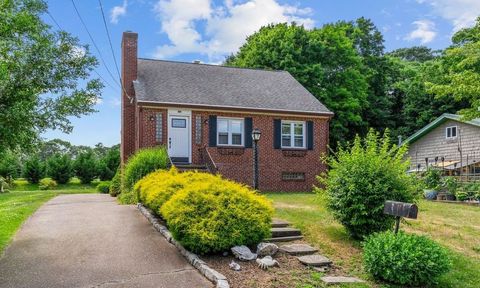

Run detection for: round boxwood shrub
[[161, 177, 273, 255], [39, 178, 58, 190], [96, 181, 111, 194], [119, 146, 169, 204], [363, 231, 451, 286], [135, 167, 217, 216], [316, 129, 418, 239]]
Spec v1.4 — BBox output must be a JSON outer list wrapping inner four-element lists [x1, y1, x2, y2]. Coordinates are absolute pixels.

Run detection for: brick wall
[[137, 107, 330, 192], [121, 32, 138, 164]]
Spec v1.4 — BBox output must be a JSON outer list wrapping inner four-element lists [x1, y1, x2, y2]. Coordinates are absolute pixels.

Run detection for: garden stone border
[[137, 204, 229, 288]]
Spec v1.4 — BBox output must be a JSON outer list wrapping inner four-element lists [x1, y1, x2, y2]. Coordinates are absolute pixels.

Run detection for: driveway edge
[[137, 204, 229, 288]]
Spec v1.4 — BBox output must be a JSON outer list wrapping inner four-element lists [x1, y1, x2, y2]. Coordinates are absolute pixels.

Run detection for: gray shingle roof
[[134, 59, 332, 115]]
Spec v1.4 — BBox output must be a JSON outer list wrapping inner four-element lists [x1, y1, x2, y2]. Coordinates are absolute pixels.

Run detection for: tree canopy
[[0, 0, 102, 154]]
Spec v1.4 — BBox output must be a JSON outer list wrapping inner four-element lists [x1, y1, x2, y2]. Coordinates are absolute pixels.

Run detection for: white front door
[[168, 115, 190, 162]]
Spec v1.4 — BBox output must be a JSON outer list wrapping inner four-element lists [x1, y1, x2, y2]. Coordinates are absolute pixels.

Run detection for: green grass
[[266, 193, 480, 288], [12, 178, 100, 191], [0, 184, 97, 254]]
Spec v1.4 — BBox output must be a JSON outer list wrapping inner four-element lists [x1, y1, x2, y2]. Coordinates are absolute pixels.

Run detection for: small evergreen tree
[[74, 150, 97, 184], [24, 155, 46, 184], [97, 148, 120, 181], [47, 154, 73, 184]]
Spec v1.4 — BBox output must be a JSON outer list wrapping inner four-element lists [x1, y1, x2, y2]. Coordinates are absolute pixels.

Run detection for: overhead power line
[[97, 0, 132, 102], [46, 7, 120, 94], [70, 0, 122, 89]]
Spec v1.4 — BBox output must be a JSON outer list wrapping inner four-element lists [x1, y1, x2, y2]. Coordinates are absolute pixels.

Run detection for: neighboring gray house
[[404, 114, 480, 176]]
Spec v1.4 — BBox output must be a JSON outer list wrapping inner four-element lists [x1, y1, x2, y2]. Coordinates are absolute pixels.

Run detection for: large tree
[[0, 0, 102, 154], [226, 23, 368, 146], [426, 17, 480, 119]]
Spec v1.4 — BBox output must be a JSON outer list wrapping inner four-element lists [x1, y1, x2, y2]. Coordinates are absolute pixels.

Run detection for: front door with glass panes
[[168, 115, 190, 162]]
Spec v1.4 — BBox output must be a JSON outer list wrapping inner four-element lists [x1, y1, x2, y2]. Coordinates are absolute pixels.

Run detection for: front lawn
[[0, 188, 97, 254], [266, 193, 480, 288]]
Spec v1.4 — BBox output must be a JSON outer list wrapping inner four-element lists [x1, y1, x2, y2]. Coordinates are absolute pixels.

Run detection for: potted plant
[[422, 168, 442, 200]]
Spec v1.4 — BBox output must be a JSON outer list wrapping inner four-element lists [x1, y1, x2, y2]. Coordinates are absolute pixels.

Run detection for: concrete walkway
[[0, 194, 212, 288]]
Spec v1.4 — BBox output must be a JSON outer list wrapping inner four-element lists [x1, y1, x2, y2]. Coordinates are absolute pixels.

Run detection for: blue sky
[[42, 0, 480, 147]]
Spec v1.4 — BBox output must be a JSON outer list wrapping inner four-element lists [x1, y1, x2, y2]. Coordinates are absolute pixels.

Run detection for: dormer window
[[446, 126, 457, 139]]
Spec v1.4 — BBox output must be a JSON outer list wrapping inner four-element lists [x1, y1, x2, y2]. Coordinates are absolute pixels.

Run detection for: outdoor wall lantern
[[252, 128, 261, 190]]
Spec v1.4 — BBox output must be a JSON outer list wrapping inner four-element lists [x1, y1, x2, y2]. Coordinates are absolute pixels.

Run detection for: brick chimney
[[121, 31, 138, 164]]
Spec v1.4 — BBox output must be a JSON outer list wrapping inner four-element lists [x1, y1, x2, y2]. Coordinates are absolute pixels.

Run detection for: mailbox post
[[384, 201, 418, 234]]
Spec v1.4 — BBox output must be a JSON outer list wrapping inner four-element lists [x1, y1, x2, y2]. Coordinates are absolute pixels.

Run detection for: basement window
[[446, 126, 457, 139], [282, 172, 305, 181]]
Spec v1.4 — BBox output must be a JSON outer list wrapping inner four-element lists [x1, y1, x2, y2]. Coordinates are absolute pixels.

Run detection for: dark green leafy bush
[[47, 154, 73, 184], [0, 150, 21, 181], [24, 155, 46, 184], [363, 231, 451, 286], [423, 168, 442, 190], [317, 129, 418, 239], [109, 168, 122, 197], [97, 148, 120, 181], [119, 146, 169, 204], [96, 181, 110, 193], [74, 150, 98, 184]]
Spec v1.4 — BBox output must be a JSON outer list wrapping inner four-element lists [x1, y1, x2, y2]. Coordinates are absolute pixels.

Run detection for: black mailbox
[[384, 201, 418, 219]]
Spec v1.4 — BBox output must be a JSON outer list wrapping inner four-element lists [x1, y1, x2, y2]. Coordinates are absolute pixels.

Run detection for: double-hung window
[[217, 118, 244, 146], [281, 121, 306, 149], [446, 126, 457, 139]]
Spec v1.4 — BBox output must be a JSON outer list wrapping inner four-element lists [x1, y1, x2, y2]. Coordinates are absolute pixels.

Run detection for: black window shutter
[[273, 119, 281, 149], [244, 117, 253, 148], [209, 115, 217, 147], [307, 121, 314, 150]]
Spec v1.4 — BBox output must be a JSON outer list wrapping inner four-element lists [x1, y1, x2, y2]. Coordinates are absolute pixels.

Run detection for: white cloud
[[110, 0, 128, 24], [416, 0, 480, 31], [152, 0, 314, 61], [405, 20, 437, 44]]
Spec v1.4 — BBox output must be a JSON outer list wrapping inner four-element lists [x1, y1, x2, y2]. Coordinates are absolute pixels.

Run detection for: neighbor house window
[[217, 118, 244, 146], [281, 121, 305, 148], [446, 126, 457, 139]]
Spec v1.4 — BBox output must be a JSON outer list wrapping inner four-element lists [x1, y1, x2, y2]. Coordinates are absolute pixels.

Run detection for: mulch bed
[[202, 241, 344, 288]]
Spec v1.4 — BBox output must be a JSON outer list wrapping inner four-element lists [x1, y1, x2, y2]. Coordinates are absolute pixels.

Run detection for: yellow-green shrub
[[160, 177, 273, 255], [134, 167, 216, 216]]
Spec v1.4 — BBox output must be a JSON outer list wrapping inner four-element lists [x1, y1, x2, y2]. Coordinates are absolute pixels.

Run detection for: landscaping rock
[[229, 261, 241, 271], [256, 242, 278, 257], [313, 266, 330, 273], [279, 243, 318, 255], [231, 245, 257, 261], [321, 276, 365, 285], [297, 254, 332, 267], [256, 256, 280, 270]]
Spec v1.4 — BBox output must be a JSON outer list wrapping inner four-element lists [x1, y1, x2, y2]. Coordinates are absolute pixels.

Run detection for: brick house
[[121, 32, 333, 192]]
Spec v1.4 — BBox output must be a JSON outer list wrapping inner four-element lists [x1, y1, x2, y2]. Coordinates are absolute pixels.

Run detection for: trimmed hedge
[[119, 146, 169, 204], [363, 231, 451, 286], [136, 169, 273, 255]]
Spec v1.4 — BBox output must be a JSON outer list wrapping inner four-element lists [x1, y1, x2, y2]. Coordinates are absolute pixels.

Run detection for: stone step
[[278, 243, 318, 255], [297, 254, 332, 267], [271, 227, 302, 238], [271, 219, 290, 228], [321, 276, 365, 285], [265, 235, 304, 242]]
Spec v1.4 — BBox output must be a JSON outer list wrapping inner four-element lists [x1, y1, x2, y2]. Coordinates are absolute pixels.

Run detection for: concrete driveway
[[0, 194, 212, 288]]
